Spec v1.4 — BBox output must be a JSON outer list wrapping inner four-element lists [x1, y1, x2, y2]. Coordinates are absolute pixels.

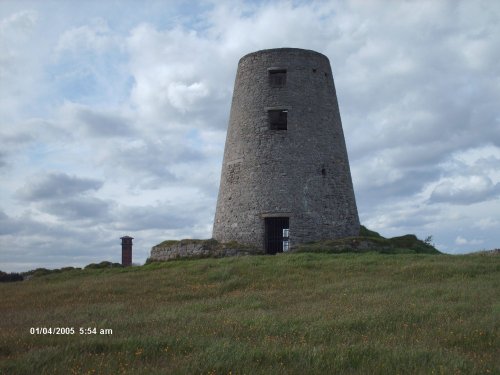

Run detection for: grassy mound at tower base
[[293, 226, 441, 255]]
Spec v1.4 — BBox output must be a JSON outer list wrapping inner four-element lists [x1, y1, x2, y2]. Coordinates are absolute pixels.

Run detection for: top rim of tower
[[239, 48, 329, 64]]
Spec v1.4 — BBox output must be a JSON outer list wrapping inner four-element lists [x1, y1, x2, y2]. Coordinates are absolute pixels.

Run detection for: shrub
[[84, 261, 123, 269], [359, 225, 383, 238], [22, 268, 59, 278]]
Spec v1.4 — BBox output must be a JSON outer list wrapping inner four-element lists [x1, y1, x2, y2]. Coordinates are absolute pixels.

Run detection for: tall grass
[[1, 252, 498, 374]]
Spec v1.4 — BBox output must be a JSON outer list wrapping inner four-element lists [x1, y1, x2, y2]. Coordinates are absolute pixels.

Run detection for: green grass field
[[1, 252, 499, 374]]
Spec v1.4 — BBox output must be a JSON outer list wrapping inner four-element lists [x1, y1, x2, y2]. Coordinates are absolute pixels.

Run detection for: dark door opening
[[265, 217, 289, 254]]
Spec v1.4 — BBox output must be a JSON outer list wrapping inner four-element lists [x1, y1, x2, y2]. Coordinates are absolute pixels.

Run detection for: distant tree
[[0, 271, 24, 282], [424, 235, 434, 247]]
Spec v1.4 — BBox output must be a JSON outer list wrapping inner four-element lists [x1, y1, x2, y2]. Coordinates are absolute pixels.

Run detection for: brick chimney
[[120, 236, 133, 266]]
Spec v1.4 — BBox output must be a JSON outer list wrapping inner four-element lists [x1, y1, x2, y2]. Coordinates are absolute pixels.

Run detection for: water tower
[[213, 48, 359, 253]]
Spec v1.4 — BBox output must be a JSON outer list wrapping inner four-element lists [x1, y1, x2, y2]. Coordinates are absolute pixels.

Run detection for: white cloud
[[430, 175, 500, 205], [167, 81, 210, 113], [55, 18, 121, 56], [0, 10, 38, 63], [455, 236, 483, 246], [474, 218, 500, 230], [126, 23, 235, 127], [0, 10, 42, 120]]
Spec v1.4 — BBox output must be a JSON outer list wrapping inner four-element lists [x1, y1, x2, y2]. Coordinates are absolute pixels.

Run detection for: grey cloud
[[390, 143, 452, 169], [429, 176, 500, 205], [362, 205, 442, 233], [0, 126, 41, 169], [1, 131, 35, 145], [75, 106, 134, 138], [17, 173, 103, 201], [40, 197, 112, 221], [0, 210, 24, 235], [474, 155, 500, 171], [336, 1, 500, 172], [0, 209, 70, 236], [355, 168, 441, 210], [114, 204, 197, 231], [107, 137, 205, 187], [0, 152, 6, 168]]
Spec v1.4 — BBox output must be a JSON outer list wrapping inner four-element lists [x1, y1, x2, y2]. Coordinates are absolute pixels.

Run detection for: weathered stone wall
[[149, 239, 263, 261], [213, 48, 360, 250]]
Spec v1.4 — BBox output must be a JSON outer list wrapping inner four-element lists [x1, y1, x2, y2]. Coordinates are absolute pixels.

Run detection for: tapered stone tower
[[213, 48, 359, 254]]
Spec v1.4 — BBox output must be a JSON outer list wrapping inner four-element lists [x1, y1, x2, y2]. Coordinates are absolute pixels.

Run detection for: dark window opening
[[269, 69, 287, 87], [321, 168, 326, 176], [324, 72, 328, 77], [268, 109, 288, 130], [265, 217, 289, 254], [312, 68, 317, 73]]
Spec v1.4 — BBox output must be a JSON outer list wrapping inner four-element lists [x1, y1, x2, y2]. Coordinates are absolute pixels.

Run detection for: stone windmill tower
[[213, 48, 360, 254]]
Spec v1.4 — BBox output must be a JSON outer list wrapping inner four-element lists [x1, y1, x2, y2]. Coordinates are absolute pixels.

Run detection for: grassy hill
[[1, 252, 498, 374]]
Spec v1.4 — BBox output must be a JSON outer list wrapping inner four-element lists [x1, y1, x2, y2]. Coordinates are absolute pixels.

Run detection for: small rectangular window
[[269, 69, 287, 87], [268, 109, 287, 130]]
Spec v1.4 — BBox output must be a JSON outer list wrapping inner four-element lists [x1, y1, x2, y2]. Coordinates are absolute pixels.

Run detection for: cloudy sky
[[1, 0, 499, 272]]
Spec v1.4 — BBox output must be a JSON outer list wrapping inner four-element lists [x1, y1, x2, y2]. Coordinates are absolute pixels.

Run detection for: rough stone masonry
[[212, 48, 360, 253]]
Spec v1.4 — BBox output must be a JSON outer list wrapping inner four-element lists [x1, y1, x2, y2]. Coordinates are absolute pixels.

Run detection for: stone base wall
[[149, 239, 263, 262]]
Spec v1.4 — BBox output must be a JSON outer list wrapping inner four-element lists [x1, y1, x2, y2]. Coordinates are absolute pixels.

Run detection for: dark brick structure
[[121, 236, 133, 266]]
